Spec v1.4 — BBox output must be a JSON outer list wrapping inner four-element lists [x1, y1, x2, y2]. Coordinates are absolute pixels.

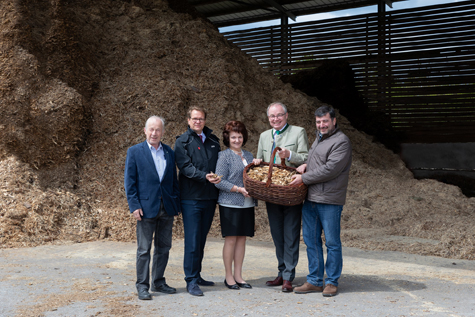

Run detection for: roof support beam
[[377, 0, 388, 110], [263, 0, 296, 21], [384, 0, 393, 9], [281, 14, 289, 66]]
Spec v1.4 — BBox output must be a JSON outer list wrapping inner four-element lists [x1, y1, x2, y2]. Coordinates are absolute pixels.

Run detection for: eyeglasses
[[190, 118, 205, 122], [268, 113, 286, 120]]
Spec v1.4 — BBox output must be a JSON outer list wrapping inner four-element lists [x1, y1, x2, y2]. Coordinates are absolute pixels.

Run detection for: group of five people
[[124, 102, 352, 300]]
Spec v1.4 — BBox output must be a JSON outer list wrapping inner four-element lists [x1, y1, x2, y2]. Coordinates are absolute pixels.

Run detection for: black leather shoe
[[236, 282, 252, 289], [197, 278, 215, 286], [138, 289, 152, 300], [187, 283, 204, 296], [151, 283, 176, 294], [224, 279, 240, 290]]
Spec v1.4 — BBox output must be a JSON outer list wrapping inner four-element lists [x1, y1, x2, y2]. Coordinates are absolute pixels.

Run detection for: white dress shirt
[[147, 142, 166, 181]]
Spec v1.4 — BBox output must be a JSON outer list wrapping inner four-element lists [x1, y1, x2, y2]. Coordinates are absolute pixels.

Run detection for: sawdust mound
[[1, 0, 474, 259]]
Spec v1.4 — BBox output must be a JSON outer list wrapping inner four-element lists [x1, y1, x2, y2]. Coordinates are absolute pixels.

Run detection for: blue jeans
[[302, 200, 343, 287], [181, 199, 216, 285]]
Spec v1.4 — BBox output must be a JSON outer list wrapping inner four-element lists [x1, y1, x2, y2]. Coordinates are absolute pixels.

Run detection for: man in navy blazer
[[124, 116, 181, 300]]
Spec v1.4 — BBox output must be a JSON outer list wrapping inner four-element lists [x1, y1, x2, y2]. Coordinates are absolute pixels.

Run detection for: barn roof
[[188, 0, 404, 27]]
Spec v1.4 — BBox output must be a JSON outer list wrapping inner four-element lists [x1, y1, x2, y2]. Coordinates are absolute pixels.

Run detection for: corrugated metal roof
[[188, 0, 406, 27]]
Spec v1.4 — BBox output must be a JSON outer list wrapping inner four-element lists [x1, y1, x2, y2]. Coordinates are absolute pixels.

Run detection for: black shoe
[[197, 278, 215, 286], [151, 283, 176, 294], [138, 289, 152, 300], [224, 279, 240, 290], [187, 283, 204, 296], [236, 282, 252, 289]]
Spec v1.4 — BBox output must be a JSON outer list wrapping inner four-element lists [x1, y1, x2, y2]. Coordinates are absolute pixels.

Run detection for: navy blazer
[[124, 141, 180, 218]]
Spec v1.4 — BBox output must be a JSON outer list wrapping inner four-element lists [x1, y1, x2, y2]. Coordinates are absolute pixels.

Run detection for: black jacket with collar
[[174, 126, 221, 200]]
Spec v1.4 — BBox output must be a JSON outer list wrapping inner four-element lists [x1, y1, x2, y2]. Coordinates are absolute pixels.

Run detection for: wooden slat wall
[[222, 1, 475, 143]]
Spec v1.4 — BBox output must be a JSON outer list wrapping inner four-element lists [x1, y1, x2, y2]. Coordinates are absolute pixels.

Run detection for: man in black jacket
[[174, 106, 221, 296]]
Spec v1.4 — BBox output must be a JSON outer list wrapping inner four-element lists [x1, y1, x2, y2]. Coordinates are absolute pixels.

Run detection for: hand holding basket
[[243, 147, 307, 206]]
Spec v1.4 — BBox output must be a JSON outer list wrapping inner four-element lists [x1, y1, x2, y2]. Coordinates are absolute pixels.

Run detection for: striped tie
[[272, 130, 280, 163]]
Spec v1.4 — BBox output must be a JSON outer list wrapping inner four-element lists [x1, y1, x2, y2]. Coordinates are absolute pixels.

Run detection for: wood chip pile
[[1, 0, 475, 259], [247, 166, 296, 186]]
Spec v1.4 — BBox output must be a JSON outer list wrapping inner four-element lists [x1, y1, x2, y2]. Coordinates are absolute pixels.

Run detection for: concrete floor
[[1, 238, 475, 317]]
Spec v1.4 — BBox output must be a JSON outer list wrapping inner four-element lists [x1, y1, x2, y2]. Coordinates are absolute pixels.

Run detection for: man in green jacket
[[256, 101, 309, 292]]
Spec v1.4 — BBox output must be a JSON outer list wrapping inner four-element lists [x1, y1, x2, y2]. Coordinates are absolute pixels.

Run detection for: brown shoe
[[323, 284, 338, 297], [282, 280, 293, 292], [294, 282, 324, 294], [266, 276, 283, 287]]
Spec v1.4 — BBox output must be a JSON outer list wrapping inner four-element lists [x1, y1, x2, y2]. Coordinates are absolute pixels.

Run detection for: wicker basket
[[243, 147, 307, 206]]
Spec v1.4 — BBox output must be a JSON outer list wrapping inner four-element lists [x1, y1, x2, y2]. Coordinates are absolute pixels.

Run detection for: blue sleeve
[[124, 147, 141, 213]]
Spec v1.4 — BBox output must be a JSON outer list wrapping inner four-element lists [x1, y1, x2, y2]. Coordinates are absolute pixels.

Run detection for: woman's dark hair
[[222, 120, 248, 147]]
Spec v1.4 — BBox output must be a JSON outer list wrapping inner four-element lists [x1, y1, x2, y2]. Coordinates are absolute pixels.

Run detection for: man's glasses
[[268, 113, 286, 120], [190, 118, 206, 122]]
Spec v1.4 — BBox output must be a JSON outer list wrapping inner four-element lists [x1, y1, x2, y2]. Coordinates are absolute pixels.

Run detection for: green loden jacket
[[256, 124, 309, 168]]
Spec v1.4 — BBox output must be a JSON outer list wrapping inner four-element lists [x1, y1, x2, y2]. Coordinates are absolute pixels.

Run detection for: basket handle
[[266, 146, 285, 187]]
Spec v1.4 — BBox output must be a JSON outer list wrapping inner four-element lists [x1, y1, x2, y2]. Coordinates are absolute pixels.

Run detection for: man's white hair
[[145, 116, 165, 131], [267, 102, 288, 116]]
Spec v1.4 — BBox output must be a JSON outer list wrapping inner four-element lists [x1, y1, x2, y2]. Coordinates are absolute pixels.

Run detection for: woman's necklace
[[232, 149, 243, 156]]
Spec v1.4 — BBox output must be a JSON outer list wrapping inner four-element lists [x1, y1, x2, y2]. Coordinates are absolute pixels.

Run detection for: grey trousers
[[266, 202, 302, 281], [135, 205, 174, 291]]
